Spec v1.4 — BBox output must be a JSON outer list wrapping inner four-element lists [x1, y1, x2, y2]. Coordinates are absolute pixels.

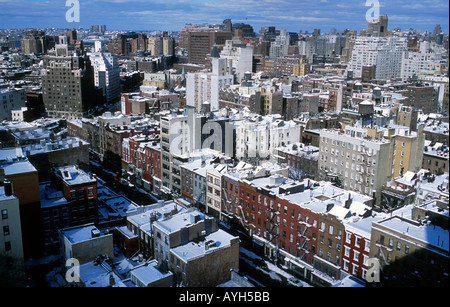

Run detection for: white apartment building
[[219, 40, 254, 83], [186, 46, 234, 112], [89, 50, 121, 103], [233, 114, 301, 163], [346, 36, 408, 80], [318, 127, 392, 205]]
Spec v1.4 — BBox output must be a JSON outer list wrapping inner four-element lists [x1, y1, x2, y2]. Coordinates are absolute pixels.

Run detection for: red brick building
[[122, 135, 161, 191]]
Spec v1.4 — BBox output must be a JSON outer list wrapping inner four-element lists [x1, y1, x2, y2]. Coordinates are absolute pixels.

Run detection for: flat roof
[[170, 229, 238, 262], [375, 215, 449, 252]]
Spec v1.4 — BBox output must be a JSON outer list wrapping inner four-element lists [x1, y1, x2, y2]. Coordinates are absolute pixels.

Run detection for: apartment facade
[[41, 54, 98, 119], [318, 127, 392, 207]]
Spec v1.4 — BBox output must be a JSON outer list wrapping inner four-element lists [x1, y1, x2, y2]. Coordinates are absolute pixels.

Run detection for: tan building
[[293, 57, 310, 76], [369, 214, 449, 286], [206, 165, 226, 219], [314, 212, 345, 283], [59, 223, 114, 266], [169, 229, 240, 287]]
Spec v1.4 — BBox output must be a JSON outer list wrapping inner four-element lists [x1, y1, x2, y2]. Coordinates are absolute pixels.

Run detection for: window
[[329, 225, 334, 235], [405, 245, 410, 254], [352, 264, 358, 275], [355, 237, 361, 248], [345, 232, 351, 243], [320, 222, 325, 232], [344, 246, 350, 257], [1, 209, 7, 220], [343, 259, 349, 271], [3, 225, 10, 236], [353, 251, 360, 262]]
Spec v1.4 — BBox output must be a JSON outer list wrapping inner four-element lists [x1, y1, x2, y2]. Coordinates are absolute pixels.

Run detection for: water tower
[[358, 100, 374, 127]]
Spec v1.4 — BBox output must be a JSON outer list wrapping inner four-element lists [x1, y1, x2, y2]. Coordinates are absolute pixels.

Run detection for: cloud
[[0, 0, 448, 33]]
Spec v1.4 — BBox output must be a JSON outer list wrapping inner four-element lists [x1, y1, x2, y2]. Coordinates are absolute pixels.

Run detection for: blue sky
[[0, 0, 448, 33]]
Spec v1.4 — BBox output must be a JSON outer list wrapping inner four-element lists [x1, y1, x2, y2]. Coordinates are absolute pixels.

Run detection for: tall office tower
[[222, 19, 232, 32], [107, 34, 129, 56], [41, 53, 97, 119], [341, 30, 358, 63], [315, 34, 346, 57], [89, 47, 121, 104], [231, 23, 256, 38], [269, 29, 289, 59], [186, 45, 234, 111], [21, 30, 50, 55], [90, 25, 107, 35], [298, 36, 316, 64], [162, 34, 175, 56], [66, 29, 77, 44], [187, 31, 232, 65], [147, 33, 175, 56], [130, 34, 147, 53], [367, 15, 388, 37]]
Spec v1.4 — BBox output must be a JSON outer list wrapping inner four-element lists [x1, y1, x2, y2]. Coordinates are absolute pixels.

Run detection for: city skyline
[[0, 0, 448, 34]]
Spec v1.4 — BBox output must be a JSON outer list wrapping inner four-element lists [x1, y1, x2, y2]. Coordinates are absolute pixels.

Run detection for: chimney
[[344, 194, 352, 209], [109, 272, 115, 286], [4, 180, 13, 197], [0, 169, 5, 186], [326, 203, 334, 212]]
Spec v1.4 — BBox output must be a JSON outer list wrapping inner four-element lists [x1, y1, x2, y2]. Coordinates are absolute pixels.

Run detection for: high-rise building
[[187, 31, 232, 65], [367, 15, 388, 37], [147, 33, 175, 56], [269, 29, 290, 59], [21, 30, 53, 55], [219, 39, 253, 82], [346, 36, 407, 80], [41, 53, 97, 119], [89, 45, 121, 104], [186, 45, 234, 111], [66, 29, 77, 44], [90, 25, 107, 35], [0, 87, 26, 121]]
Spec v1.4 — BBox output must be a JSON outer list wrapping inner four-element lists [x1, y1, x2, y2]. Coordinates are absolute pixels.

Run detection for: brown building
[[370, 214, 449, 287], [40, 166, 98, 252], [41, 54, 98, 119], [0, 149, 41, 259], [188, 31, 232, 65], [314, 212, 346, 285], [422, 142, 449, 175], [361, 65, 376, 83], [405, 84, 439, 114]]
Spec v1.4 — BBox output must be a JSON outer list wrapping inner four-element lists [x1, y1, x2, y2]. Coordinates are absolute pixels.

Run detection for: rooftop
[[170, 229, 239, 262], [61, 224, 107, 244], [375, 215, 449, 253], [55, 165, 96, 186]]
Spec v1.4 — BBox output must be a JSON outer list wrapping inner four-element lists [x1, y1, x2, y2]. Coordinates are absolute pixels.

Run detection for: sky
[[0, 0, 448, 34]]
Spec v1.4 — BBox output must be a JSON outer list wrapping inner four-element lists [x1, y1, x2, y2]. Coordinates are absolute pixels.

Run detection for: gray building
[[41, 53, 98, 119]]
